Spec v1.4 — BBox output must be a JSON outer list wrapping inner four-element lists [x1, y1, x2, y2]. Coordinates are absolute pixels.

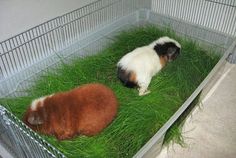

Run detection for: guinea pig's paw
[[56, 134, 70, 140], [139, 90, 151, 96], [55, 131, 74, 140]]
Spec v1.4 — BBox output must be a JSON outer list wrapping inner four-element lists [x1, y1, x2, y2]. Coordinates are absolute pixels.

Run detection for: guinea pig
[[117, 36, 181, 96], [23, 83, 118, 140]]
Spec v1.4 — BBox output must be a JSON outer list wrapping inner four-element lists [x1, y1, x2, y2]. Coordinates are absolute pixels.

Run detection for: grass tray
[[0, 26, 220, 158]]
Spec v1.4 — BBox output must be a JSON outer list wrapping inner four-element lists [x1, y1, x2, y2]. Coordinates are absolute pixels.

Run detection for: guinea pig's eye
[[167, 47, 180, 61], [167, 47, 177, 55]]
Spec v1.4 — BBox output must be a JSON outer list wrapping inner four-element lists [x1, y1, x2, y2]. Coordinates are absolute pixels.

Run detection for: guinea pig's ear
[[167, 46, 180, 61], [28, 112, 44, 125]]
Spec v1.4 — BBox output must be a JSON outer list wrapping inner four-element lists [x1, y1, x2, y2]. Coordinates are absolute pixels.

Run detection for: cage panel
[[0, 0, 235, 158], [151, 0, 236, 37]]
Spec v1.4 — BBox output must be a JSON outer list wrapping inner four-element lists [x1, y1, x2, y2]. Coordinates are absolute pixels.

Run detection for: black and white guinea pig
[[117, 36, 181, 96]]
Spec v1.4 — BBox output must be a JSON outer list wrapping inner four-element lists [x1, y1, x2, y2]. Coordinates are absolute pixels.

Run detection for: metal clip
[[226, 53, 233, 63], [0, 106, 6, 116], [0, 106, 11, 125]]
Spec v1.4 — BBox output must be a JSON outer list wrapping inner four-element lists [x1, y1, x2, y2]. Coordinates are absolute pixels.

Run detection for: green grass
[[0, 25, 220, 158]]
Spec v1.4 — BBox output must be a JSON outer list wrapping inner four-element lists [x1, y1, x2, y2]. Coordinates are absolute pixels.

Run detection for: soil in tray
[[0, 26, 220, 158]]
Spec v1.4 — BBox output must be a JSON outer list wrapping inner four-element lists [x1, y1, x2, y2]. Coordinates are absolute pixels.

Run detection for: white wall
[[0, 0, 95, 41]]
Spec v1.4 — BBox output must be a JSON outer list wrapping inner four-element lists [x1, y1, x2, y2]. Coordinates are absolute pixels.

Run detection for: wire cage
[[0, 0, 235, 157]]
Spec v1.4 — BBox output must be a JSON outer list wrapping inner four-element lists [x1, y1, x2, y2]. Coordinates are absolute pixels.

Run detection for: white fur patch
[[30, 96, 46, 111], [149, 36, 181, 49], [49, 94, 54, 98]]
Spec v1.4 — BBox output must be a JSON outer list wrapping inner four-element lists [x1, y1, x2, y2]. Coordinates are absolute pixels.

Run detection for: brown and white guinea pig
[[117, 36, 181, 96], [23, 83, 118, 140]]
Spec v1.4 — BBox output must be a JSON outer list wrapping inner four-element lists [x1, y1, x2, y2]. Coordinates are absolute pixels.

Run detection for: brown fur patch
[[129, 71, 137, 83], [160, 56, 168, 67], [23, 83, 118, 140], [117, 67, 137, 88]]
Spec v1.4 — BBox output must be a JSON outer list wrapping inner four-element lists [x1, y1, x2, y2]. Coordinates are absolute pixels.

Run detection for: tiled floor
[[0, 142, 13, 158], [157, 63, 236, 158]]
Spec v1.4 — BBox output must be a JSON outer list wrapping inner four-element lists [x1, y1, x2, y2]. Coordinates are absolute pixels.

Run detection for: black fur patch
[[117, 67, 137, 88], [153, 42, 180, 59]]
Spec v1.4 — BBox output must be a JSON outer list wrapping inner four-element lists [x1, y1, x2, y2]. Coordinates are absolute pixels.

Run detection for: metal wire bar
[[206, 0, 236, 7]]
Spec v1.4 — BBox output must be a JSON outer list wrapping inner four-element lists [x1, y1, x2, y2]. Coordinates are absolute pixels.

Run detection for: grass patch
[[0, 25, 220, 158]]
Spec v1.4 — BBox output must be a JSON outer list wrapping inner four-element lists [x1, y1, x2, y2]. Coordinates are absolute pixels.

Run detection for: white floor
[[157, 62, 236, 158]]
